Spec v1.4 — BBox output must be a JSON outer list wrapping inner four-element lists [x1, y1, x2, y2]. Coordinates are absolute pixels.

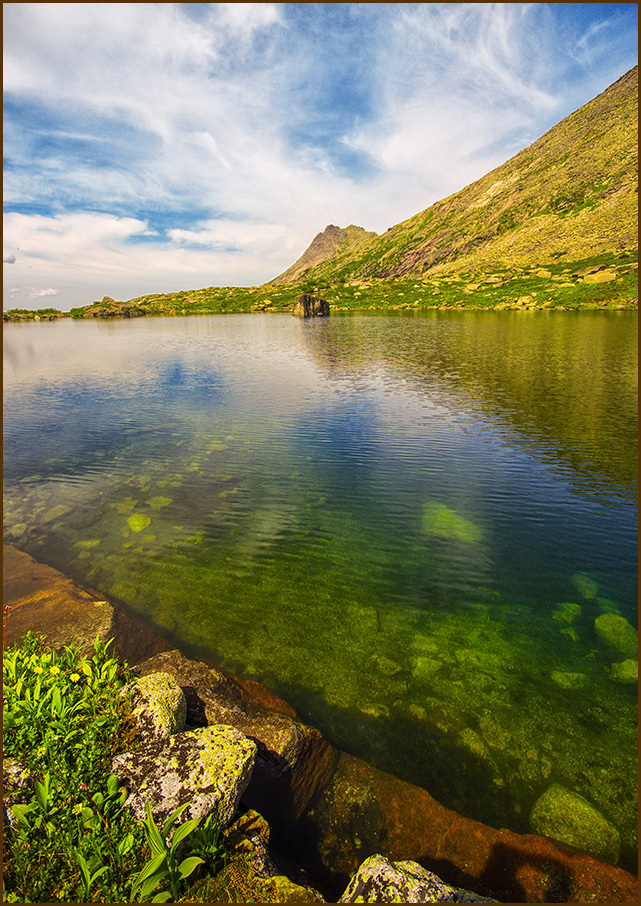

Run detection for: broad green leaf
[[151, 891, 172, 903], [51, 686, 62, 715], [178, 855, 205, 880], [130, 853, 166, 900], [169, 818, 199, 851], [161, 803, 188, 837], [144, 803, 168, 857]]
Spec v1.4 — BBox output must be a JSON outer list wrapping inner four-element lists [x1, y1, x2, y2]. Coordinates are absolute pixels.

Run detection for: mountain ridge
[[269, 66, 638, 284], [270, 224, 378, 284]]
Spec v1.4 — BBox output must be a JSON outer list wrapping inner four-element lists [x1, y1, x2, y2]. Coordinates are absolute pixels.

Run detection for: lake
[[3, 310, 638, 869]]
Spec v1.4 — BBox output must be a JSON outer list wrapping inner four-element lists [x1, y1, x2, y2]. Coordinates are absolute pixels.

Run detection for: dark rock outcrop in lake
[[292, 293, 330, 318]]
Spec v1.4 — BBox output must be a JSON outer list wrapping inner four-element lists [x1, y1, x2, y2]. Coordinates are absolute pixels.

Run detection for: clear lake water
[[3, 310, 638, 869]]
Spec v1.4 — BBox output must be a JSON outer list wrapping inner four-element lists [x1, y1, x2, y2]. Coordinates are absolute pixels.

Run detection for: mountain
[[270, 224, 378, 284], [269, 66, 638, 284]]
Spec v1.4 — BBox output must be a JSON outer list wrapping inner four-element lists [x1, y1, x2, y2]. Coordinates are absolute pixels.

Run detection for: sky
[[3, 3, 638, 311]]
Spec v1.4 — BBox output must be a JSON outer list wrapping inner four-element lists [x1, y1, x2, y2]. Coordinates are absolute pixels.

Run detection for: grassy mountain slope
[[270, 224, 377, 284], [274, 66, 638, 284]]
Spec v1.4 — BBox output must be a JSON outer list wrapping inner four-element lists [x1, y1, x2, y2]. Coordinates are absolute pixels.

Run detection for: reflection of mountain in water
[[298, 311, 638, 498]]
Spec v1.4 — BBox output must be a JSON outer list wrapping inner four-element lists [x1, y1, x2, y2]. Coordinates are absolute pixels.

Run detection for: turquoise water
[[3, 311, 638, 868]]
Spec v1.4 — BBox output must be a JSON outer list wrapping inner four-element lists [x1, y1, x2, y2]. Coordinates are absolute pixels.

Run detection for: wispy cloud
[[3, 3, 637, 309]]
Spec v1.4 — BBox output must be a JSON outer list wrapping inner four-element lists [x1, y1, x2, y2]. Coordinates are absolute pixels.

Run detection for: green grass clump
[[2, 633, 248, 903], [2, 632, 145, 902]]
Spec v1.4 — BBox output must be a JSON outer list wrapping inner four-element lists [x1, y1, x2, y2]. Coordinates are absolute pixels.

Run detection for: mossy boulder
[[111, 724, 256, 828], [338, 854, 496, 902], [594, 613, 638, 658], [529, 784, 620, 864], [133, 649, 339, 833], [119, 672, 186, 749]]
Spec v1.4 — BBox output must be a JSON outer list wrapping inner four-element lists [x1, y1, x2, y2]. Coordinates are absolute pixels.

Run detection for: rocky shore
[[3, 542, 638, 903]]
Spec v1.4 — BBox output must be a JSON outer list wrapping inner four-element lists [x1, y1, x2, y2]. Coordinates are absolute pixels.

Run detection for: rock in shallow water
[[338, 854, 497, 902], [610, 658, 638, 685], [594, 613, 638, 657], [529, 783, 620, 864]]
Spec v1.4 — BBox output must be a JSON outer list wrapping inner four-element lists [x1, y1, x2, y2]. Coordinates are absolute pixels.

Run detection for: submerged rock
[[292, 294, 330, 318], [111, 724, 256, 828], [338, 854, 497, 902], [550, 670, 587, 690], [127, 513, 151, 533], [146, 496, 173, 509], [610, 658, 638, 685], [422, 502, 482, 543], [552, 602, 581, 624], [529, 783, 620, 864], [571, 573, 598, 599], [594, 613, 638, 657], [120, 672, 186, 749]]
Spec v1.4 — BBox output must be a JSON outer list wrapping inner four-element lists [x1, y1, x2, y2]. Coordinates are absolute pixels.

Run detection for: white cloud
[[3, 249, 17, 264], [32, 287, 60, 298], [2, 3, 637, 309]]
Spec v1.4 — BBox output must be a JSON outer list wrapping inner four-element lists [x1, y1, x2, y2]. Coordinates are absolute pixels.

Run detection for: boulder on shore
[[133, 648, 339, 833], [111, 724, 256, 828], [119, 672, 186, 750], [292, 294, 330, 318]]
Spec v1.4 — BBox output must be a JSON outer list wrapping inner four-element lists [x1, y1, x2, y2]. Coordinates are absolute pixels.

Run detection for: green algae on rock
[[127, 513, 152, 533], [146, 496, 173, 509], [529, 783, 621, 864], [421, 502, 482, 543], [610, 658, 638, 685], [571, 572, 599, 599], [594, 613, 638, 658], [552, 601, 582, 624]]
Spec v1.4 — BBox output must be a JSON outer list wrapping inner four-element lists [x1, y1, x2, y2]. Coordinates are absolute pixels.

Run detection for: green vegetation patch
[[3, 633, 231, 903]]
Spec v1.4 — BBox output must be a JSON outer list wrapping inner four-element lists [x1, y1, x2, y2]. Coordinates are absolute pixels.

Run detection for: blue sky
[[3, 3, 638, 310]]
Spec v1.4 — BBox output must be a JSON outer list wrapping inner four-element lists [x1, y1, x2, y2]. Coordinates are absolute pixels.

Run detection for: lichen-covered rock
[[610, 658, 638, 685], [119, 672, 186, 749], [529, 783, 621, 864], [133, 649, 339, 832], [594, 613, 638, 657], [292, 294, 330, 318], [338, 854, 497, 902], [111, 724, 256, 828]]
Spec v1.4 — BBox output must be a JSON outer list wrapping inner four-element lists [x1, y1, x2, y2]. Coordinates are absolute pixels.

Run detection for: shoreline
[[3, 541, 638, 903]]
